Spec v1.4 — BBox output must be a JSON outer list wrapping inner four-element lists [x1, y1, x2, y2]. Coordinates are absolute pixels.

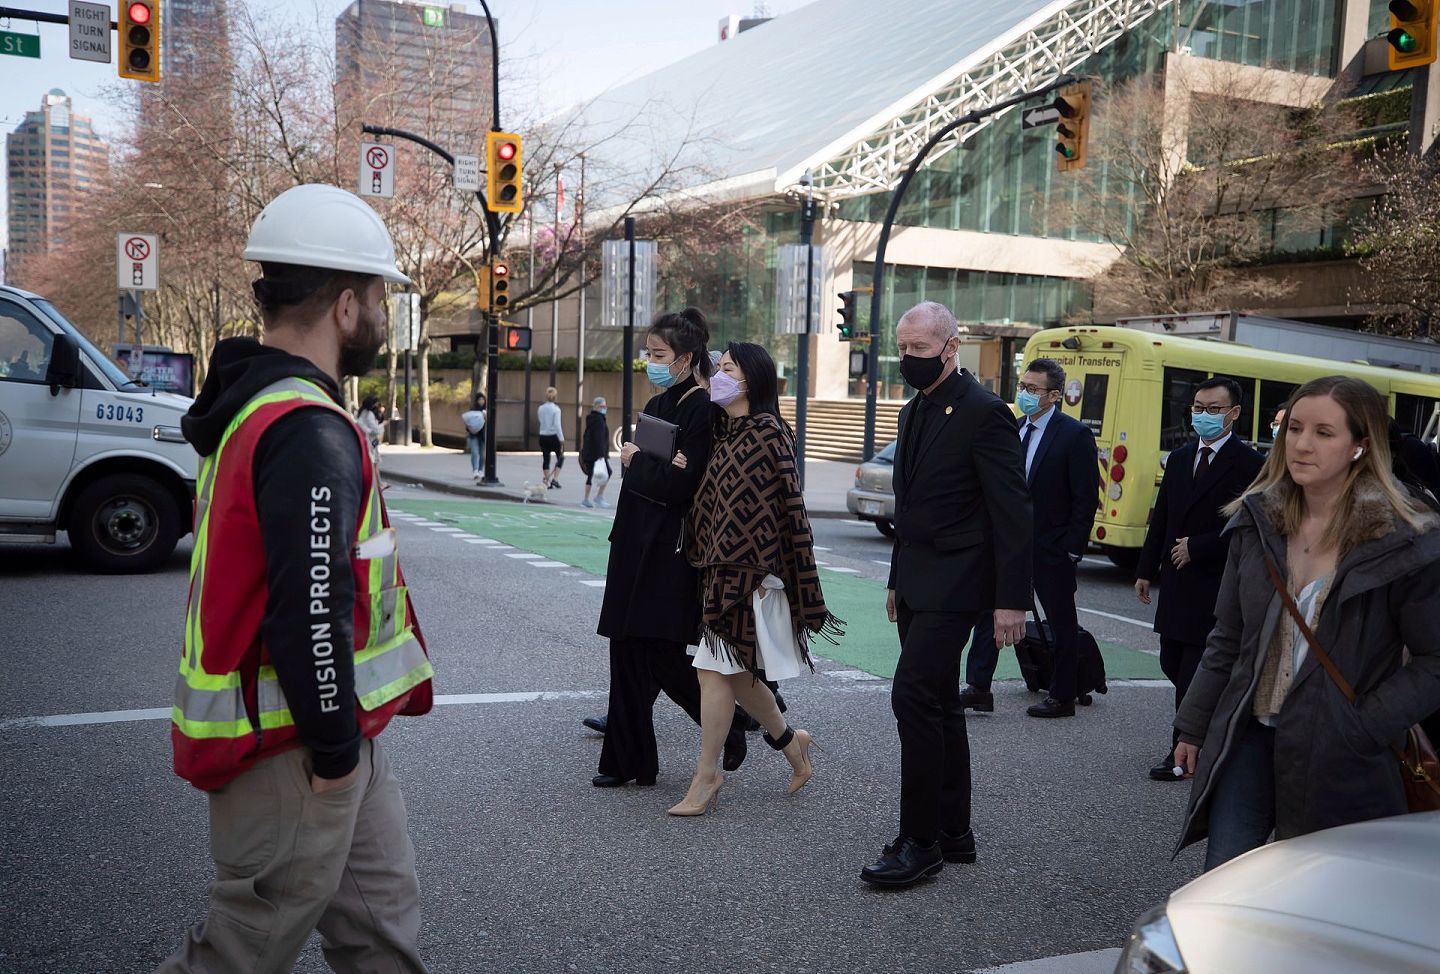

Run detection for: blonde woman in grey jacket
[[1174, 375, 1440, 871]]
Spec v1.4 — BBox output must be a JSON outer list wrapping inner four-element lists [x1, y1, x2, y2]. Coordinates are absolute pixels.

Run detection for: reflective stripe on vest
[[174, 377, 432, 740]]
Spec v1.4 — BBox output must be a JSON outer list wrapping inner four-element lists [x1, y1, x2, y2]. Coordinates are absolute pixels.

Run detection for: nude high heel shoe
[[765, 727, 816, 794], [667, 773, 724, 817]]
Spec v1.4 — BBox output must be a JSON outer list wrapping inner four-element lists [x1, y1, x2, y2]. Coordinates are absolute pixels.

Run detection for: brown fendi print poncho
[[685, 412, 843, 673]]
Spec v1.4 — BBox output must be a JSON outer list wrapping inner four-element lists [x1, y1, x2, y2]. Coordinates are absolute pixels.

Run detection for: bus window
[[1212, 373, 1257, 444], [1395, 393, 1440, 437], [1161, 367, 1206, 451], [1080, 373, 1109, 436], [1259, 379, 1299, 446]]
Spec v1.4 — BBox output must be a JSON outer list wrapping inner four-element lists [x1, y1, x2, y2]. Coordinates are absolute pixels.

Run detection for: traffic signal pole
[[862, 73, 1081, 461], [796, 175, 817, 490]]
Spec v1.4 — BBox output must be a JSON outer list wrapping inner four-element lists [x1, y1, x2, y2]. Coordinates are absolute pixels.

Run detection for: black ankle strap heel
[[763, 727, 795, 751]]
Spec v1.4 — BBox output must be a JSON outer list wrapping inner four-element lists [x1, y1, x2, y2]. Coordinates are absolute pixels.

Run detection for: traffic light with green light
[[1054, 80, 1092, 173], [119, 1, 160, 82], [837, 291, 857, 341], [1388, 1, 1436, 69]]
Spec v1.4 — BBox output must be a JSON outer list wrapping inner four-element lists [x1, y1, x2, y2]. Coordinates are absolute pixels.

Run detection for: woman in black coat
[[592, 308, 745, 787], [580, 397, 611, 509]]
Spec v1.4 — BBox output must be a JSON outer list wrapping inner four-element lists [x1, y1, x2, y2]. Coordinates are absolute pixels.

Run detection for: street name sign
[[117, 233, 159, 291], [69, 1, 112, 63], [1021, 106, 1061, 130], [453, 154, 480, 192], [0, 30, 40, 58], [359, 142, 395, 199]]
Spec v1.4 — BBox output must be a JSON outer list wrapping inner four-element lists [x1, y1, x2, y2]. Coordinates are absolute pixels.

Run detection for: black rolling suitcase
[[1014, 601, 1108, 702]]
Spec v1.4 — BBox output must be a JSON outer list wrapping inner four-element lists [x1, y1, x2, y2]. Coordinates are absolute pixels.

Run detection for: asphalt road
[[0, 487, 1201, 974]]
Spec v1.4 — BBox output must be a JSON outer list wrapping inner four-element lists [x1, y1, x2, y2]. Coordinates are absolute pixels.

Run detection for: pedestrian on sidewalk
[[590, 307, 748, 787], [539, 386, 565, 489], [462, 392, 487, 483], [1174, 376, 1440, 872], [668, 342, 842, 816], [862, 301, 1031, 888], [580, 396, 611, 508], [356, 393, 386, 470], [157, 184, 434, 973]]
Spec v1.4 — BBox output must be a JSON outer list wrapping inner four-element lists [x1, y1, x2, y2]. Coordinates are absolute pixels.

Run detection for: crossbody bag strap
[[678, 385, 703, 405], [1263, 553, 1355, 701]]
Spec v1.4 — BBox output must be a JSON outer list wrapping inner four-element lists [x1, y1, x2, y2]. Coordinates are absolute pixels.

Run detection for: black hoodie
[[184, 338, 363, 780]]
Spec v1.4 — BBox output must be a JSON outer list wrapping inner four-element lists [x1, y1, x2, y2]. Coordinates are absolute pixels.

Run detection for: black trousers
[[597, 636, 743, 782], [1159, 637, 1207, 751], [893, 603, 980, 843], [965, 559, 1079, 701]]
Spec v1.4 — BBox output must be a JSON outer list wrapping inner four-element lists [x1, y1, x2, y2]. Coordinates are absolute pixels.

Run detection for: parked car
[[1115, 811, 1440, 974], [847, 440, 896, 537]]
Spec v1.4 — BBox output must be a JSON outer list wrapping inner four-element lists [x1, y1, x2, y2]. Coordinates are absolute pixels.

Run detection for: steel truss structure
[[805, 0, 1177, 199]]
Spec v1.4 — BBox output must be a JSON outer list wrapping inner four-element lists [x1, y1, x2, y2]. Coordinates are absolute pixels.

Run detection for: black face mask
[[899, 350, 949, 391], [339, 304, 385, 378]]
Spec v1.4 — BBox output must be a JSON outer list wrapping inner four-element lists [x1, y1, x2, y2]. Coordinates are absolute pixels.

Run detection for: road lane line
[[1076, 606, 1154, 629], [529, 561, 566, 568], [871, 559, 890, 566], [432, 527, 465, 534], [505, 552, 544, 559], [580, 580, 606, 587], [825, 567, 860, 574]]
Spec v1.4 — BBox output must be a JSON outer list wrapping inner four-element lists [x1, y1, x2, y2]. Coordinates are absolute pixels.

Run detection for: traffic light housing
[[476, 259, 512, 314], [1387, 1, 1436, 69], [505, 326, 532, 352], [119, 1, 161, 82], [1054, 80, 1092, 173], [485, 132, 523, 214], [837, 291, 857, 341]]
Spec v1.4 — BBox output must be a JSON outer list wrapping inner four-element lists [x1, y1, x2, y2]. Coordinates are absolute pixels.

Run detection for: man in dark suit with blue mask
[[961, 358, 1101, 718], [1135, 376, 1263, 781]]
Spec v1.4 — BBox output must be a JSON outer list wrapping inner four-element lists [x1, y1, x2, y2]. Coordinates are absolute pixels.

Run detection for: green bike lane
[[390, 499, 1165, 681]]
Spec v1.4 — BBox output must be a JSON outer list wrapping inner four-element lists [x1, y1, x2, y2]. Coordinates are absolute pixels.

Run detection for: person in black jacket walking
[[1136, 376, 1264, 781], [580, 397, 611, 509], [591, 308, 746, 787]]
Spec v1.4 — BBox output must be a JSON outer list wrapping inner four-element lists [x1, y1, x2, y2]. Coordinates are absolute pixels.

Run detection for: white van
[[0, 284, 196, 572]]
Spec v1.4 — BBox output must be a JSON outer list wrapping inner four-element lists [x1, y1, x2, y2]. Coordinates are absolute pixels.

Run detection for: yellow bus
[[1020, 325, 1440, 570]]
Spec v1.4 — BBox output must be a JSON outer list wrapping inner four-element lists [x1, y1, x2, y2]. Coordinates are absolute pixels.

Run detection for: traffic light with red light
[[490, 259, 510, 311], [485, 132, 523, 214], [1054, 80, 1092, 173], [119, 1, 161, 82], [1387, 1, 1436, 69]]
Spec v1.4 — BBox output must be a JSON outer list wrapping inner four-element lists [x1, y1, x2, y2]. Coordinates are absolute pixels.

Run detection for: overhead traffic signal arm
[[1388, 0, 1436, 69], [485, 132, 524, 214], [1054, 80, 1092, 173], [119, 1, 161, 82]]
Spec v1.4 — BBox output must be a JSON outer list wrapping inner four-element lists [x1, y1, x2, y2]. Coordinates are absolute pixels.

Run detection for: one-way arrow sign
[[1022, 106, 1061, 130]]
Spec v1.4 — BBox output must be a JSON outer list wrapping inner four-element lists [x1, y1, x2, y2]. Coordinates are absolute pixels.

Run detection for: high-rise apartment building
[[160, 0, 230, 81], [5, 90, 109, 276], [336, 0, 494, 146]]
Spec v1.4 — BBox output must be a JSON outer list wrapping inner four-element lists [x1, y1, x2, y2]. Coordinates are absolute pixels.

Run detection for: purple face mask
[[709, 369, 745, 408]]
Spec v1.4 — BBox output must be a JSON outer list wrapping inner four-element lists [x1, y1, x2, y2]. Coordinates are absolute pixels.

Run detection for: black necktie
[[1021, 423, 1038, 474], [1195, 446, 1213, 480]]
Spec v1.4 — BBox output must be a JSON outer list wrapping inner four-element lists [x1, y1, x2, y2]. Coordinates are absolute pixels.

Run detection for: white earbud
[[1353, 448, 1364, 461]]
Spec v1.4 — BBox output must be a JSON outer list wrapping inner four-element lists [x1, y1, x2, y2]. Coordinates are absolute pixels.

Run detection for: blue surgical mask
[[1192, 412, 1227, 440], [1270, 423, 1280, 438], [598, 407, 608, 416], [646, 361, 678, 388], [1016, 390, 1042, 416]]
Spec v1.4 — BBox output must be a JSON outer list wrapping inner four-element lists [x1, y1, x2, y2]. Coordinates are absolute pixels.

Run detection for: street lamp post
[[796, 170, 817, 490]]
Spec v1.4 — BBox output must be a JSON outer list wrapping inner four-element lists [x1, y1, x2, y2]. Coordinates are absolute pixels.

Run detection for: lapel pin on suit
[[945, 406, 953, 415]]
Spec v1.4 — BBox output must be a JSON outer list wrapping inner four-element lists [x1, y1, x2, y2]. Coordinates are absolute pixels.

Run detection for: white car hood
[[1168, 812, 1440, 973]]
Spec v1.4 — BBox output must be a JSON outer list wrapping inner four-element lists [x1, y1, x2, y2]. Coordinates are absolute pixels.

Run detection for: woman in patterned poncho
[[667, 341, 843, 816]]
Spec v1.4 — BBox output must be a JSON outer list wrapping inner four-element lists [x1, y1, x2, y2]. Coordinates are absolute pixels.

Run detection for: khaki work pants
[[155, 737, 426, 974]]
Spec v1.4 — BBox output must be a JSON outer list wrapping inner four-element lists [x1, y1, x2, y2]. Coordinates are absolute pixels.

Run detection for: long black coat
[[1137, 436, 1264, 643], [596, 376, 712, 644], [886, 369, 1032, 612], [1175, 481, 1440, 851]]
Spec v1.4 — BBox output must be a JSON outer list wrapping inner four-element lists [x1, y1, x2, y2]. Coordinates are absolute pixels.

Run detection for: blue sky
[[0, 0, 796, 248]]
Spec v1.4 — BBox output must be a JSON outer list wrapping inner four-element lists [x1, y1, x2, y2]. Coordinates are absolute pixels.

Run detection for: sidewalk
[[377, 444, 861, 517]]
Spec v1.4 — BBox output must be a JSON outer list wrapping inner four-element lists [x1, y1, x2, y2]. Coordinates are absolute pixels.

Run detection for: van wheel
[[875, 519, 896, 538], [68, 474, 182, 574], [1102, 545, 1140, 573]]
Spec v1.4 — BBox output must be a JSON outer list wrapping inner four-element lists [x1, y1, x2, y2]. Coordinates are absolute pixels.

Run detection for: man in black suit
[[1135, 376, 1263, 781], [860, 302, 1032, 888], [961, 358, 1101, 718]]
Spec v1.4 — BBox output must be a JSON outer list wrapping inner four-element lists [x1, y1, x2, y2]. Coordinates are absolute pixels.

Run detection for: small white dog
[[521, 481, 548, 504]]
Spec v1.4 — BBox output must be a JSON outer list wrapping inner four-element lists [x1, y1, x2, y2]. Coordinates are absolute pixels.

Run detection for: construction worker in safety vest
[[155, 184, 433, 974]]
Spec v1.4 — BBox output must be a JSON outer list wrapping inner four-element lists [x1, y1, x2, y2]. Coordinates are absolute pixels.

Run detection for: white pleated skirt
[[691, 574, 806, 681]]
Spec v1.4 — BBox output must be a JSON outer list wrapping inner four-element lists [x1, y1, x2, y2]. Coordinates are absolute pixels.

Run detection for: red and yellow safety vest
[[172, 377, 433, 790]]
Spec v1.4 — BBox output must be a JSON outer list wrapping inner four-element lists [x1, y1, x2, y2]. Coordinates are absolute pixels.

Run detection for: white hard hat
[[244, 184, 410, 285]]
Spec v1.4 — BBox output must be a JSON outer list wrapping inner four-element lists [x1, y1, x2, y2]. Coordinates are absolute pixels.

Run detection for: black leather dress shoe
[[958, 685, 994, 712], [939, 829, 977, 864], [860, 836, 944, 887], [582, 715, 607, 734], [1149, 753, 1184, 781], [1026, 697, 1076, 718], [591, 774, 656, 788], [722, 730, 748, 772]]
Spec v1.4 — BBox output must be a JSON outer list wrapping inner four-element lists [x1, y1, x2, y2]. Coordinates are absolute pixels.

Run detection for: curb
[[381, 470, 860, 520]]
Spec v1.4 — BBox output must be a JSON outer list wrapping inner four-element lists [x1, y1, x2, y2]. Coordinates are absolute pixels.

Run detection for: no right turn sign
[[117, 233, 159, 291], [360, 142, 395, 198]]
